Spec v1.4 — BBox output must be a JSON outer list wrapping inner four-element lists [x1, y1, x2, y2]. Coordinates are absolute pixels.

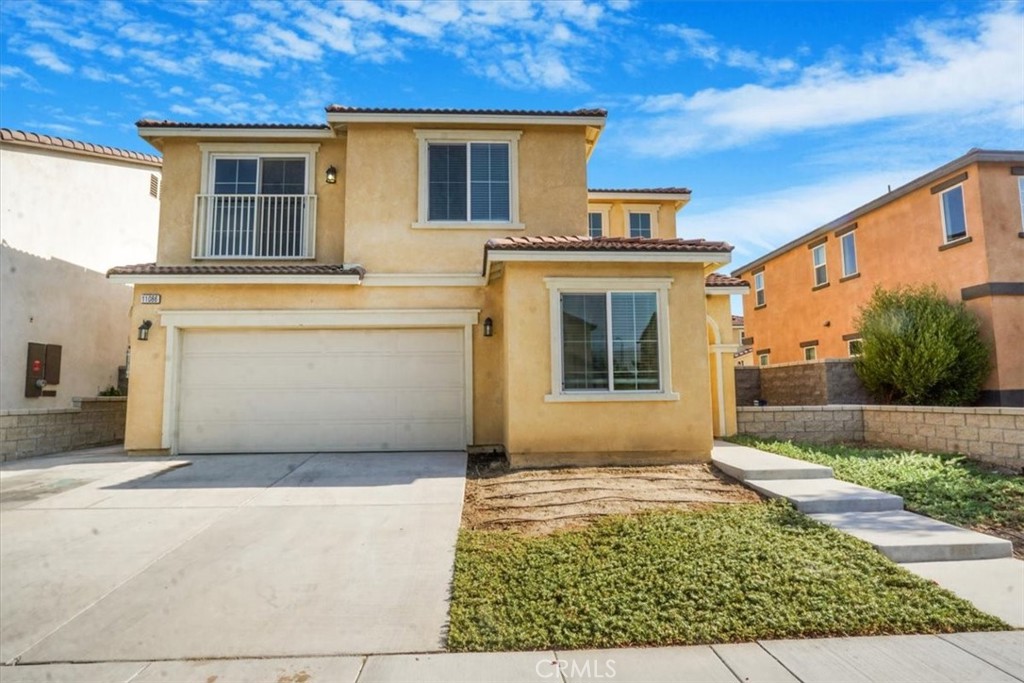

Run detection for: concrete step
[[746, 478, 904, 513], [712, 442, 833, 481], [913, 561, 1024, 628], [810, 510, 1014, 563]]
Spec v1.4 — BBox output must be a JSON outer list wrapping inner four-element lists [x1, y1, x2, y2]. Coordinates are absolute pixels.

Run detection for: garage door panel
[[177, 328, 467, 453]]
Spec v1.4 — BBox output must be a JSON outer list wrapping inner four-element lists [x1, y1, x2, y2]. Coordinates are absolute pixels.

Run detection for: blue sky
[[1, 0, 1022, 268]]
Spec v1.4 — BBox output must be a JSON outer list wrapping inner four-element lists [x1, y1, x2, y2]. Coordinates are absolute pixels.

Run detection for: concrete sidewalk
[[712, 441, 1023, 627], [0, 631, 1019, 682]]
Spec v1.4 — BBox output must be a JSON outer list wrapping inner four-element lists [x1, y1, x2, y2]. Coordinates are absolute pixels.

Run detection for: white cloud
[[210, 50, 271, 76], [170, 104, 198, 116], [23, 43, 73, 74], [627, 6, 1024, 157], [117, 21, 174, 45], [253, 24, 321, 61], [81, 66, 130, 83]]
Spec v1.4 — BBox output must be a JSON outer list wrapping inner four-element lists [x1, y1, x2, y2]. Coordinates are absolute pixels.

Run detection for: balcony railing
[[193, 194, 316, 259]]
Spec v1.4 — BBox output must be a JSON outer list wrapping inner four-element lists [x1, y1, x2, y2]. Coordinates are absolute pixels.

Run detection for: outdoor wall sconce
[[325, 165, 338, 184], [483, 317, 494, 337], [137, 320, 153, 341]]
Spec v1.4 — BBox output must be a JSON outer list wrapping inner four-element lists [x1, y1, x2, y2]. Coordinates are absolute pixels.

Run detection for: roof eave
[[326, 111, 608, 128]]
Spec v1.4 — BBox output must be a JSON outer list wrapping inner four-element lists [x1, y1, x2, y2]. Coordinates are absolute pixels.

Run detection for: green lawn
[[729, 437, 1024, 532], [447, 502, 1005, 651]]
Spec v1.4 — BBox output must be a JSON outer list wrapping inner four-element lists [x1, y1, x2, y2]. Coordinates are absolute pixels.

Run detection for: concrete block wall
[[736, 406, 865, 444], [737, 405, 1024, 472], [0, 397, 126, 462], [735, 359, 874, 406]]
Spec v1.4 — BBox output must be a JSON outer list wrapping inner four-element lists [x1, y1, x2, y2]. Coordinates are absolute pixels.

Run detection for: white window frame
[[587, 204, 610, 238], [1018, 178, 1023, 230], [811, 244, 828, 286], [545, 277, 678, 403], [753, 271, 766, 307], [414, 129, 523, 230], [199, 142, 319, 198], [840, 231, 858, 278], [197, 143, 319, 260], [848, 339, 864, 357], [939, 184, 968, 244], [626, 205, 658, 238], [803, 345, 818, 361], [758, 353, 769, 367]]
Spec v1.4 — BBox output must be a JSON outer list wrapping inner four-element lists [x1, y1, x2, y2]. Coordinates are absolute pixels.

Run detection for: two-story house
[[732, 149, 1024, 407], [109, 107, 747, 466]]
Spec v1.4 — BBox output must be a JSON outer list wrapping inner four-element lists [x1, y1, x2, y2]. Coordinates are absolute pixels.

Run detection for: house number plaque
[[140, 293, 162, 304]]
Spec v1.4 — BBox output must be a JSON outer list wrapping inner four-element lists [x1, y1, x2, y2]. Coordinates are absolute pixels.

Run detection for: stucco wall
[[706, 294, 738, 436], [736, 161, 1023, 398], [155, 136, 347, 265], [0, 144, 160, 273], [0, 397, 126, 461], [344, 123, 589, 273], [1, 245, 132, 411], [588, 200, 679, 239], [737, 405, 1024, 472], [501, 261, 714, 467]]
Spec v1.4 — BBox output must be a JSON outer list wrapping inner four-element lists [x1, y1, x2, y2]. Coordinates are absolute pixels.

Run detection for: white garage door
[[177, 328, 466, 453]]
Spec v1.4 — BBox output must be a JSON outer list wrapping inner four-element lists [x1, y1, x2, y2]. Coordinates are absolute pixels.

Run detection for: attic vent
[[149, 174, 160, 198]]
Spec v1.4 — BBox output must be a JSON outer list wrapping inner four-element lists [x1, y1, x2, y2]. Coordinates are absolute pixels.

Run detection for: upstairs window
[[758, 352, 769, 366], [629, 212, 652, 238], [803, 345, 818, 361], [940, 185, 968, 243], [196, 143, 318, 260], [753, 271, 766, 307], [1018, 178, 1023, 229], [840, 231, 858, 277], [415, 130, 522, 228], [428, 142, 509, 221], [811, 243, 828, 287], [588, 212, 604, 238]]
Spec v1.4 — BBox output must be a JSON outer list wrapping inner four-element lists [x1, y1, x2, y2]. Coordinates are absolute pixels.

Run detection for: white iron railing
[[193, 194, 316, 259]]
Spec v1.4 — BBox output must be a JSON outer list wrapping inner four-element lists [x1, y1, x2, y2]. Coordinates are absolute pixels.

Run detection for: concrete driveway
[[0, 446, 466, 664]]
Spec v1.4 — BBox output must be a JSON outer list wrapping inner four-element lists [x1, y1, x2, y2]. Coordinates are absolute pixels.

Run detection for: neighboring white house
[[0, 129, 161, 410]]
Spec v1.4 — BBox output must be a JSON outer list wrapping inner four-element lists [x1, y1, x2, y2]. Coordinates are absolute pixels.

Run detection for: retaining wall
[[737, 405, 1024, 472], [0, 397, 126, 461]]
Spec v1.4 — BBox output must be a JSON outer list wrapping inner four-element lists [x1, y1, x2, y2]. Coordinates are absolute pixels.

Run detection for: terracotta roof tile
[[325, 106, 606, 117], [486, 236, 732, 253], [107, 263, 364, 277], [731, 315, 745, 326], [1, 128, 162, 166], [136, 120, 330, 130], [705, 273, 749, 287], [589, 187, 691, 194]]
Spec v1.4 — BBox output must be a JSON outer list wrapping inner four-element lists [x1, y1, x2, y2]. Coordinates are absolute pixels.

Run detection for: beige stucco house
[[109, 107, 746, 467]]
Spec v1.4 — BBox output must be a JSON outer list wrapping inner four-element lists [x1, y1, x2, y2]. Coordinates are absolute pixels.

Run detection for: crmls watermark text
[[536, 658, 616, 679]]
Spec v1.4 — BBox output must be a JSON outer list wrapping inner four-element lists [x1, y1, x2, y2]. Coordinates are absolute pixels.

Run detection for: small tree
[[854, 285, 989, 405]]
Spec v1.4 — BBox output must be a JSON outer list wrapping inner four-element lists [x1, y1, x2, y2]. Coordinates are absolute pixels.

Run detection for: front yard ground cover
[[730, 437, 1024, 558], [448, 501, 1005, 651]]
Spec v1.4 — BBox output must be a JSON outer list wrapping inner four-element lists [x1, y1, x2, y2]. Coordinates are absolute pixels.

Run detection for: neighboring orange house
[[732, 149, 1024, 407]]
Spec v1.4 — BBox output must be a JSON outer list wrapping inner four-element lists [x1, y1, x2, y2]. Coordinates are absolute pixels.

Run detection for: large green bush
[[854, 286, 989, 405]]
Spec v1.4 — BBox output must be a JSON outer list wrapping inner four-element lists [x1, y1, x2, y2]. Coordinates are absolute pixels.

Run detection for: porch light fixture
[[483, 317, 494, 337], [137, 320, 153, 341], [325, 165, 338, 184]]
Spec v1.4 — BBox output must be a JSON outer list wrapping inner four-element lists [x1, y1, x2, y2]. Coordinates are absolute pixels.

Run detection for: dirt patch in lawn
[[462, 457, 761, 535]]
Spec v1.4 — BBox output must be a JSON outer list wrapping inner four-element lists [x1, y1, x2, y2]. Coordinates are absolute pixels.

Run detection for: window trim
[[414, 129, 524, 230], [803, 345, 818, 361], [939, 183, 969, 244], [587, 204, 610, 238], [811, 243, 828, 287], [758, 353, 769, 367], [1018, 177, 1024, 235], [625, 205, 659, 238], [544, 277, 678, 403], [753, 270, 766, 308], [848, 339, 864, 357], [840, 230, 858, 278]]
